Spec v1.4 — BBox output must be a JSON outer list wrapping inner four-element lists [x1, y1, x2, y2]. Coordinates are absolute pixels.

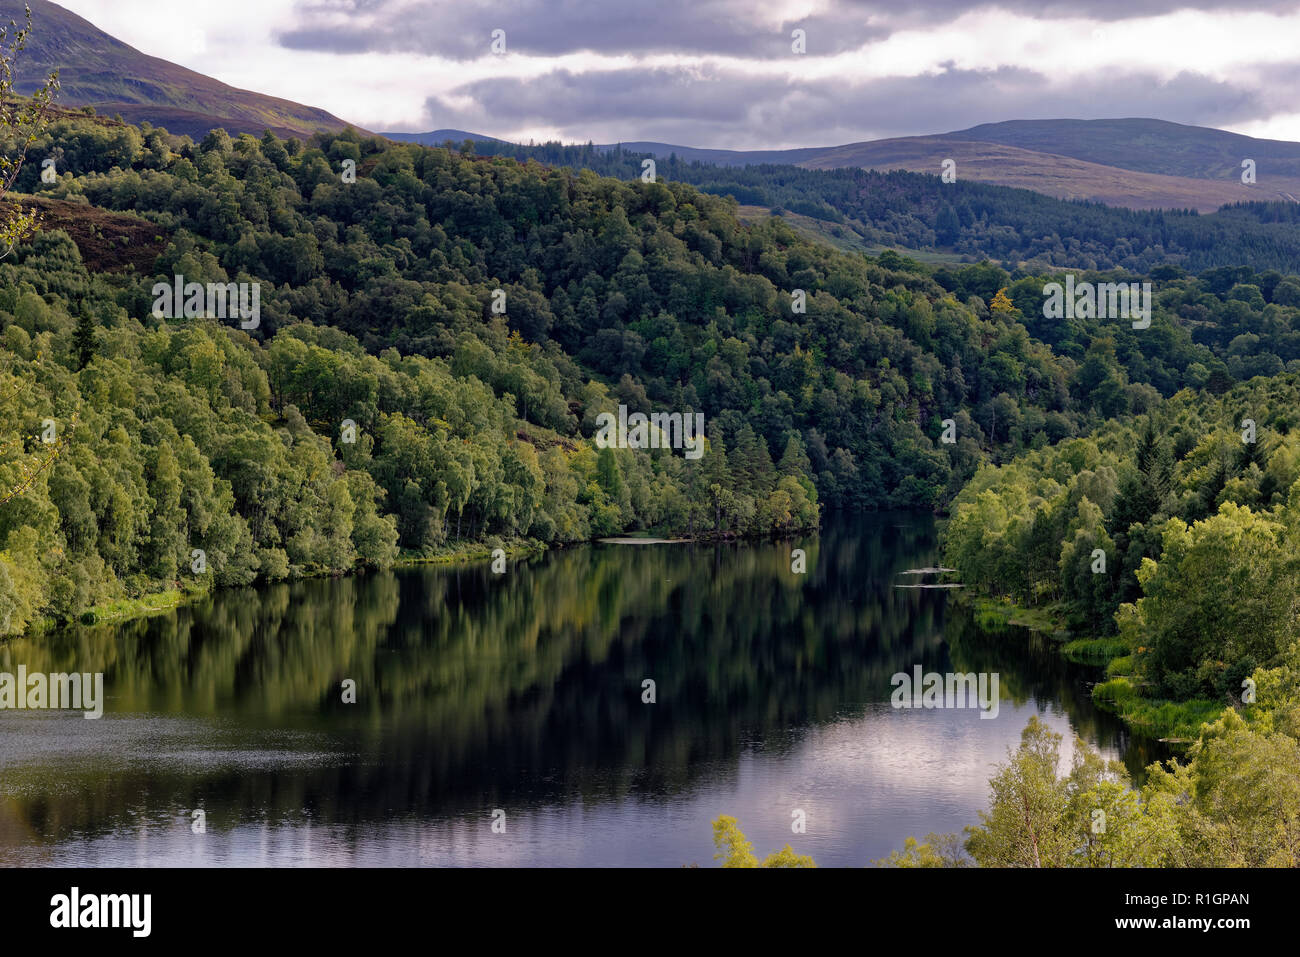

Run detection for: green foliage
[[13, 107, 1300, 644], [0, 234, 820, 634], [437, 138, 1300, 272], [21, 111, 1193, 513], [1134, 504, 1298, 697], [1143, 706, 1300, 867], [883, 716, 1185, 868], [946, 377, 1300, 703], [20, 111, 1300, 525], [872, 832, 970, 867], [946, 371, 1300, 867], [1092, 676, 1222, 740], [0, 308, 406, 632], [711, 815, 816, 868], [1062, 636, 1129, 662], [885, 679, 1300, 867], [960, 716, 1180, 867]]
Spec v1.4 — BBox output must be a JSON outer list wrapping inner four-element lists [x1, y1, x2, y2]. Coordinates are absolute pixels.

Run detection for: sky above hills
[[54, 0, 1300, 148]]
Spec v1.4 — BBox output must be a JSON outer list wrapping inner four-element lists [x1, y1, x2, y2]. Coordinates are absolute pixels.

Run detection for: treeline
[[24, 116, 1300, 520], [442, 135, 1300, 272]]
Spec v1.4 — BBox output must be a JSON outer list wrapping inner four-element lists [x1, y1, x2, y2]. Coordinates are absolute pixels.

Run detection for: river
[[0, 513, 1162, 867]]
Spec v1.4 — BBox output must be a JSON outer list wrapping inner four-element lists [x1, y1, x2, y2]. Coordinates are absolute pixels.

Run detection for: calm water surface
[[0, 514, 1162, 867]]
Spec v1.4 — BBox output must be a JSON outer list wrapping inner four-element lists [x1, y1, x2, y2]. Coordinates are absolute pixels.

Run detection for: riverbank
[[967, 595, 1067, 636], [80, 587, 204, 626], [4, 538, 551, 644], [6, 522, 825, 644], [961, 594, 1219, 744]]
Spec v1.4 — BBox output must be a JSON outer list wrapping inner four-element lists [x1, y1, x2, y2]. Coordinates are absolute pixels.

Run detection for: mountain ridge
[[385, 118, 1300, 211], [4, 0, 361, 139], [9, 2, 1300, 211]]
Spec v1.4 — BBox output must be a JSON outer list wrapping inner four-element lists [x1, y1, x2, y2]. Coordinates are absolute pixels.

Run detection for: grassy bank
[[1061, 636, 1129, 663], [1091, 677, 1222, 742], [967, 595, 1068, 636], [78, 587, 205, 626]]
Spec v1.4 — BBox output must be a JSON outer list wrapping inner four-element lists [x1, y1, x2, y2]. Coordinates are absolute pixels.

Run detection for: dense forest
[[944, 375, 1300, 730], [21, 112, 1100, 521], [6, 109, 1300, 640], [892, 398, 1300, 865], [451, 137, 1300, 272], [0, 264, 820, 635]]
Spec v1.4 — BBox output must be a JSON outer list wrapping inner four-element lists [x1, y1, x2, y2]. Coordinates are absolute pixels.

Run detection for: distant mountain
[[822, 122, 1300, 209], [5, 0, 360, 139], [606, 142, 827, 166], [947, 118, 1300, 180], [797, 135, 1294, 212], [414, 120, 1300, 212]]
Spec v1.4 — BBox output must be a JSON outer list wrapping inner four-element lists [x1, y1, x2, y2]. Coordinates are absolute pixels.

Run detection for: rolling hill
[[948, 118, 1300, 180], [3, 0, 359, 139], [382, 130, 511, 147], [796, 135, 1295, 212], [396, 120, 1300, 212]]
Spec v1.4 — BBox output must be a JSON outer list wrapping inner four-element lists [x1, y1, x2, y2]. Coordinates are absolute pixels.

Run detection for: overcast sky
[[56, 0, 1300, 147]]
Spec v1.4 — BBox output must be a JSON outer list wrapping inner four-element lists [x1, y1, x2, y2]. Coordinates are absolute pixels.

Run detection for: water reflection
[[0, 514, 1163, 866]]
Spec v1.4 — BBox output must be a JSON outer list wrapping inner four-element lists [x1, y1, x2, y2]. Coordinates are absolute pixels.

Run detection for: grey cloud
[[280, 0, 885, 59], [843, 0, 1300, 27], [413, 65, 1274, 148], [281, 0, 1293, 59]]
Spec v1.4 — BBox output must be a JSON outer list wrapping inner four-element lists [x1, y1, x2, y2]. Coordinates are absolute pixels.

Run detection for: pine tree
[[74, 305, 96, 370], [778, 433, 811, 478], [1136, 418, 1160, 476], [935, 203, 960, 246]]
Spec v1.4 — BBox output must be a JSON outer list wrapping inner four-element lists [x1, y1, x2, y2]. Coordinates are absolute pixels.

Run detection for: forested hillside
[[945, 375, 1300, 730], [6, 109, 1300, 640], [15, 114, 1104, 516], [447, 139, 1300, 272], [945, 260, 1300, 397], [925, 375, 1300, 865], [0, 114, 979, 635]]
